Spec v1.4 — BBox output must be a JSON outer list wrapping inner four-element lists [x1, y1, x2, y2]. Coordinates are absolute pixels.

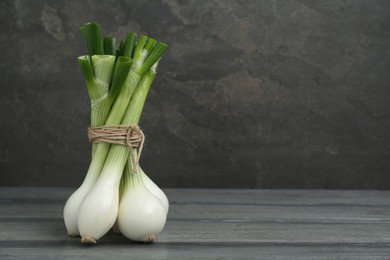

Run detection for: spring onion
[[78, 64, 162, 243], [63, 22, 169, 244]]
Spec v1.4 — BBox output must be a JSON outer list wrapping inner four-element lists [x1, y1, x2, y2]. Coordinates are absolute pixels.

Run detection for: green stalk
[[76, 55, 132, 185], [80, 23, 104, 56], [99, 64, 158, 184], [78, 54, 118, 105], [122, 32, 137, 58], [144, 38, 156, 54], [103, 37, 116, 56], [132, 35, 148, 68], [138, 42, 167, 76], [77, 56, 96, 100], [109, 57, 134, 99], [122, 62, 159, 177], [82, 39, 166, 186], [91, 55, 115, 100], [91, 56, 132, 127], [78, 55, 132, 156], [123, 63, 158, 124], [118, 40, 125, 56]]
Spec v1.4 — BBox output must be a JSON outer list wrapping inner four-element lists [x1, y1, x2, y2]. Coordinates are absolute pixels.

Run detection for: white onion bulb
[[77, 164, 122, 243], [118, 172, 167, 243], [63, 174, 97, 236]]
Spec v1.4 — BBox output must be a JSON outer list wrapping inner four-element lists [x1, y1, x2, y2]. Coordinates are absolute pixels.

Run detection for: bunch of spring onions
[[63, 22, 169, 244]]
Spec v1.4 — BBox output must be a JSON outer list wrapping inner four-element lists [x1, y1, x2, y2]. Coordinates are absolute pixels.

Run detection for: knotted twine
[[88, 125, 145, 174]]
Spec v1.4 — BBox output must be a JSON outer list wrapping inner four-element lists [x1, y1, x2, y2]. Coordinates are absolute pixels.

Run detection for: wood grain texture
[[1, 188, 390, 259]]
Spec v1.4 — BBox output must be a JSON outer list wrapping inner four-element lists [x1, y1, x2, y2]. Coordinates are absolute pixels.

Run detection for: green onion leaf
[[144, 37, 156, 54], [77, 55, 96, 99], [132, 35, 149, 63], [103, 37, 116, 56], [138, 42, 167, 76], [118, 40, 125, 56], [121, 63, 158, 125], [91, 55, 116, 88], [108, 57, 133, 99], [122, 32, 137, 58], [80, 23, 104, 56]]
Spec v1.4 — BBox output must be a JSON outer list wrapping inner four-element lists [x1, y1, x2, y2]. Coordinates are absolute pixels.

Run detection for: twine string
[[88, 125, 145, 173]]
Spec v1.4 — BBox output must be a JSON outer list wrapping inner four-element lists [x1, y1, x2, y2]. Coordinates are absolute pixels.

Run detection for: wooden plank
[[1, 218, 390, 244], [1, 188, 390, 259], [1, 188, 390, 206], [1, 203, 390, 224], [1, 193, 390, 224], [1, 242, 390, 260], [166, 189, 390, 206], [168, 204, 390, 223]]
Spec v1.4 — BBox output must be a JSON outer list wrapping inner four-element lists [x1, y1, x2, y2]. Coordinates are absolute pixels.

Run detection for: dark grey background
[[1, 0, 390, 188]]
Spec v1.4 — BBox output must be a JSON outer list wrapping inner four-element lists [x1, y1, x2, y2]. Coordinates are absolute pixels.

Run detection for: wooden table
[[0, 188, 389, 259]]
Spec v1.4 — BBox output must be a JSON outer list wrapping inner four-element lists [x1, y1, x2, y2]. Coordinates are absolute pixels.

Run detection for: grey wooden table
[[0, 187, 390, 259]]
